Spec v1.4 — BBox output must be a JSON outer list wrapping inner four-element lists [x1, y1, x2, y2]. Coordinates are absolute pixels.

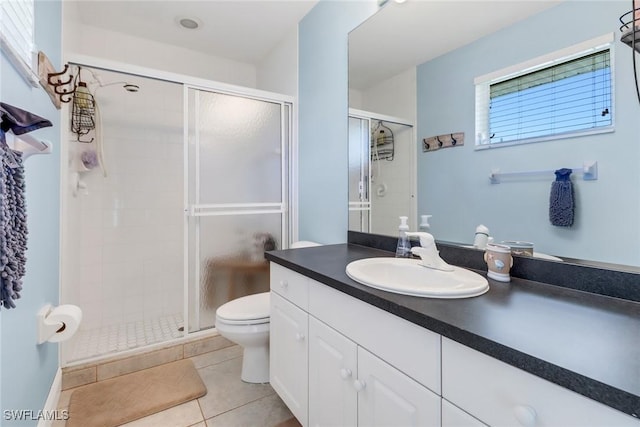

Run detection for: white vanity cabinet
[[442, 399, 488, 427], [308, 316, 358, 426], [356, 346, 441, 426], [270, 263, 638, 427], [442, 338, 639, 427], [308, 316, 440, 427], [270, 265, 310, 424]]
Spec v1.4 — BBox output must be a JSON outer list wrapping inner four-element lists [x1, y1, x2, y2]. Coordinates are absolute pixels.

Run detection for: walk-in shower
[[61, 64, 292, 365]]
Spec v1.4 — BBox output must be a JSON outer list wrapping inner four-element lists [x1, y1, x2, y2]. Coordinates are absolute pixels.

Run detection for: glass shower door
[[186, 87, 290, 333]]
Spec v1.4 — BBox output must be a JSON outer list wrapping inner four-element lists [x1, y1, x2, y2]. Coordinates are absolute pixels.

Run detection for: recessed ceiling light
[[178, 17, 200, 30]]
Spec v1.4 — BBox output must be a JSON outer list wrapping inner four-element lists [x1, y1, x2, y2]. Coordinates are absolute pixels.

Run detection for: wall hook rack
[[489, 161, 598, 184], [423, 132, 464, 152], [46, 63, 76, 104]]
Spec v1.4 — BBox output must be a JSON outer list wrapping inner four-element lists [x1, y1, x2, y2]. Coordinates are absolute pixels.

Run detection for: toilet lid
[[216, 292, 270, 322]]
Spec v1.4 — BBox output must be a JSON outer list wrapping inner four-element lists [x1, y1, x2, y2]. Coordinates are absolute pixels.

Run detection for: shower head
[[80, 68, 140, 93], [123, 84, 139, 93], [95, 81, 140, 93]]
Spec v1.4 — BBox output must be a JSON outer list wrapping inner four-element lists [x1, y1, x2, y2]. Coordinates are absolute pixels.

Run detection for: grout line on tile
[[196, 395, 207, 423], [203, 390, 278, 424]]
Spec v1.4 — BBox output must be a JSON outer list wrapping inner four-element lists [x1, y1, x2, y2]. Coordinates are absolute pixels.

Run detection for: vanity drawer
[[442, 338, 638, 427], [308, 280, 441, 394], [270, 263, 309, 310]]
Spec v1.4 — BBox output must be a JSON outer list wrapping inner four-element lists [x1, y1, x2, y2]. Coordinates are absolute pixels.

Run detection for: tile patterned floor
[[68, 314, 184, 362], [55, 344, 298, 427]]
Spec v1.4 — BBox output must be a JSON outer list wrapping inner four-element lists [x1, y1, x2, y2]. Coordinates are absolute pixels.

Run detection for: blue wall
[[416, 1, 640, 265], [0, 1, 61, 424], [298, 0, 377, 244]]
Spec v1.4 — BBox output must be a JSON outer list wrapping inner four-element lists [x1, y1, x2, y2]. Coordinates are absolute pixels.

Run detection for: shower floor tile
[[68, 313, 184, 362]]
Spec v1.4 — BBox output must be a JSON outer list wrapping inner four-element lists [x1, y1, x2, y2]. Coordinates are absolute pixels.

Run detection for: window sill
[[1, 34, 39, 88], [475, 126, 615, 151]]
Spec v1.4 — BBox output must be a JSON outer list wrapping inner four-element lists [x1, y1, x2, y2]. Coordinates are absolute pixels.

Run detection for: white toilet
[[216, 292, 271, 383], [215, 240, 321, 383]]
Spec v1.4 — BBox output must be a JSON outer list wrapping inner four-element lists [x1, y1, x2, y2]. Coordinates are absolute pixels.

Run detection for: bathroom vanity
[[266, 243, 640, 427]]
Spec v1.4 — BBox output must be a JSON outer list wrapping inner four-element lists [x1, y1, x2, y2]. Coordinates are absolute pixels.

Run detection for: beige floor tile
[[189, 423, 206, 427], [57, 389, 74, 409], [97, 346, 183, 381], [184, 335, 235, 358], [119, 399, 204, 427], [197, 357, 274, 420], [51, 416, 69, 427], [62, 366, 96, 390], [190, 345, 243, 369], [205, 393, 293, 427]]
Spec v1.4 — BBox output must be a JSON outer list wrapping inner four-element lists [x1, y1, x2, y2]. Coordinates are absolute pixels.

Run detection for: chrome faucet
[[405, 232, 454, 272]]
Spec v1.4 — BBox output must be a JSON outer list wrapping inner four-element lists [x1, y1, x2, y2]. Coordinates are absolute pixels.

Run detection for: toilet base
[[241, 345, 270, 383]]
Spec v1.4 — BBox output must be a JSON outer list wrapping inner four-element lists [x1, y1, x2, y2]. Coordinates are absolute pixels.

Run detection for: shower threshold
[[67, 313, 184, 363]]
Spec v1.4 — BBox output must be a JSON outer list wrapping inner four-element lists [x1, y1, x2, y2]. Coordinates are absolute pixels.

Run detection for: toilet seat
[[216, 292, 270, 325]]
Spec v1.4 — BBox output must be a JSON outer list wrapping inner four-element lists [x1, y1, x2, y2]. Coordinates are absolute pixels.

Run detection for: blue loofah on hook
[[549, 168, 574, 227]]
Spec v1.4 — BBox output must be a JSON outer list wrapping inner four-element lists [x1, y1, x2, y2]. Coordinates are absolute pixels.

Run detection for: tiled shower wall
[[62, 72, 184, 356]]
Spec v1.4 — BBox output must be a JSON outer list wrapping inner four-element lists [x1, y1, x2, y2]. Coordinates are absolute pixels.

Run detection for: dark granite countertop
[[265, 243, 640, 419]]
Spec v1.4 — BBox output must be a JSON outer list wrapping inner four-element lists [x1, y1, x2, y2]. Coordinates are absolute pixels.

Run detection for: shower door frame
[[184, 84, 293, 334], [348, 114, 372, 232], [60, 55, 297, 365]]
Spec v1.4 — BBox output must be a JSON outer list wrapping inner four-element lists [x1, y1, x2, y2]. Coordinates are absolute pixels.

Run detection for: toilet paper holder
[[37, 304, 82, 344]]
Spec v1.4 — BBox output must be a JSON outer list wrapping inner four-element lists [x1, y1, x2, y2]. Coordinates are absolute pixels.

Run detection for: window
[[475, 34, 614, 149], [0, 0, 38, 86]]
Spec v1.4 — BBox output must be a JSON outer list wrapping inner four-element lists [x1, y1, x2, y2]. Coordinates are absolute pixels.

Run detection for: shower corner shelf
[[619, 9, 640, 53]]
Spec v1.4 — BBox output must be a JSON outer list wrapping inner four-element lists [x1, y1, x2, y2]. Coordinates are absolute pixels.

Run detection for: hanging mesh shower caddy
[[71, 80, 96, 143], [371, 121, 394, 161]]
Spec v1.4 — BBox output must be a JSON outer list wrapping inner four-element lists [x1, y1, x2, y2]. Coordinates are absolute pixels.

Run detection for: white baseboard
[[37, 368, 62, 427]]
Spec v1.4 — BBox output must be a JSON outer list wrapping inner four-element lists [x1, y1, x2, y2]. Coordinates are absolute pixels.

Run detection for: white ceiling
[[72, 0, 564, 90], [349, 0, 564, 90], [73, 0, 319, 64]]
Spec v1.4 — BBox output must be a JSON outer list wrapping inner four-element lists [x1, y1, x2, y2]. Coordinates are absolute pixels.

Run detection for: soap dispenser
[[473, 224, 490, 249], [395, 216, 411, 258], [419, 215, 432, 232]]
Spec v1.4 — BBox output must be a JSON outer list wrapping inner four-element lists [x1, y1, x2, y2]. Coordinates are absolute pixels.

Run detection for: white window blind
[[0, 0, 38, 86], [475, 34, 614, 149]]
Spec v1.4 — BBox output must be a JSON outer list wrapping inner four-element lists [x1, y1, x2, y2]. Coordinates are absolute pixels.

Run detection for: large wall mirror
[[349, 0, 640, 268]]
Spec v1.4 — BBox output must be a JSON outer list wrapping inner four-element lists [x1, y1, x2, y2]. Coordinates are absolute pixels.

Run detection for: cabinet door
[[357, 347, 441, 427], [270, 292, 308, 425], [308, 317, 358, 427], [442, 399, 487, 427]]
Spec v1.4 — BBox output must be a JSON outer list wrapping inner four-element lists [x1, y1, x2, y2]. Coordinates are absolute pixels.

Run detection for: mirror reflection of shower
[[348, 111, 415, 237]]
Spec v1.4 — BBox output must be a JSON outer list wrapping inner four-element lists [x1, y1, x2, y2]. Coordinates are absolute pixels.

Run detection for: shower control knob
[[295, 332, 305, 341]]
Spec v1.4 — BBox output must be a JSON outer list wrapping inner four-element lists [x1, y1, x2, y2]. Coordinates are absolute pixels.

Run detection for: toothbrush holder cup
[[484, 243, 513, 282]]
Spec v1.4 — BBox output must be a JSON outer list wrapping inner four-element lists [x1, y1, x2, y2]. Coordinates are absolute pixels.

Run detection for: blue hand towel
[[549, 168, 574, 227]]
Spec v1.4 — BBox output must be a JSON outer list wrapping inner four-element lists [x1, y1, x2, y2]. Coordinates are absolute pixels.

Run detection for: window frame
[[474, 33, 615, 150], [0, 0, 39, 87]]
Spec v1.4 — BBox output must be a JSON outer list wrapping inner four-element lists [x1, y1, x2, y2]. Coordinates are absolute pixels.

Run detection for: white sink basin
[[346, 257, 489, 299]]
